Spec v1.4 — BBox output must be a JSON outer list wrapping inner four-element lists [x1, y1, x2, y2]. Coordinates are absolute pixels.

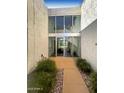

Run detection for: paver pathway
[[50, 57, 89, 93]]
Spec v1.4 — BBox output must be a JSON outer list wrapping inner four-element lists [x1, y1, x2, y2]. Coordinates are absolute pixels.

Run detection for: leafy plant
[[27, 59, 57, 93], [90, 71, 97, 93], [36, 59, 57, 73], [76, 58, 92, 74]]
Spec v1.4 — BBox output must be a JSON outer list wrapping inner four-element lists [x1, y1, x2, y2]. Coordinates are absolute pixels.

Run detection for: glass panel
[[64, 37, 72, 56], [65, 37, 81, 57], [72, 15, 81, 32], [57, 37, 64, 56], [72, 37, 81, 57], [49, 37, 56, 56], [65, 16, 72, 33], [56, 16, 64, 33], [49, 16, 55, 33]]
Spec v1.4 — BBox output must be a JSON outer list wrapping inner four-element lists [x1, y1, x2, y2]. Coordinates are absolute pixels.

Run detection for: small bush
[[36, 59, 57, 73], [28, 59, 57, 93], [90, 71, 97, 93], [76, 58, 92, 74]]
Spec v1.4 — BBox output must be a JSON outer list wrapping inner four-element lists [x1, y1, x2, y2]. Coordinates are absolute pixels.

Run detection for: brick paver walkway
[[50, 57, 89, 93]]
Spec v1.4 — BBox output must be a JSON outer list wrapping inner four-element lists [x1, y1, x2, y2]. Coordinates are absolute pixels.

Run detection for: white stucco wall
[[81, 20, 97, 70], [80, 0, 97, 70], [81, 0, 97, 30], [28, 0, 48, 73]]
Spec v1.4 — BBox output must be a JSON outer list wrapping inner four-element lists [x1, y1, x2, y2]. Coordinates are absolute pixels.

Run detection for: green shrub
[[76, 58, 92, 74], [36, 59, 57, 73], [27, 59, 57, 93], [90, 71, 97, 93], [28, 72, 56, 93]]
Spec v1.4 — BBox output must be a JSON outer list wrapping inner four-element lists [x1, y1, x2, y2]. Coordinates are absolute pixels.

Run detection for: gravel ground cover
[[80, 71, 92, 93], [51, 68, 64, 93]]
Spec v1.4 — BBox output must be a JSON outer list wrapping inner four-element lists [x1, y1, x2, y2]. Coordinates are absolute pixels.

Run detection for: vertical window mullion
[[55, 16, 56, 33], [64, 16, 65, 33], [72, 15, 73, 32]]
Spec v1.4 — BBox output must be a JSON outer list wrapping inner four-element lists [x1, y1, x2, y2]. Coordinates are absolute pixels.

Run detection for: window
[[49, 37, 56, 56], [65, 16, 72, 33], [56, 16, 64, 33], [48, 15, 81, 33], [72, 15, 81, 32], [49, 16, 55, 33]]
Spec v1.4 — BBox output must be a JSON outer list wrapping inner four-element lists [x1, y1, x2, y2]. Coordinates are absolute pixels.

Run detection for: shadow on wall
[[81, 19, 97, 71]]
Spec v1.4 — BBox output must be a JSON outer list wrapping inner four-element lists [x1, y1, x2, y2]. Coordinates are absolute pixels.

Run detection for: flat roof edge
[[48, 7, 81, 16]]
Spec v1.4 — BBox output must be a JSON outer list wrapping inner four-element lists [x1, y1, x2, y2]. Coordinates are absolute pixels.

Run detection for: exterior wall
[[81, 20, 97, 70], [48, 7, 81, 16], [80, 0, 97, 70], [28, 0, 48, 73], [81, 0, 97, 30]]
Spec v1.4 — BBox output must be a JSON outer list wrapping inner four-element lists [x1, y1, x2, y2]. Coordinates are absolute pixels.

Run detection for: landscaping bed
[[28, 59, 57, 93], [76, 58, 97, 93], [27, 59, 64, 93]]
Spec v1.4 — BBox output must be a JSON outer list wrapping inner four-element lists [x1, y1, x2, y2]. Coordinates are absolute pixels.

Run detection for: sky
[[44, 0, 83, 8]]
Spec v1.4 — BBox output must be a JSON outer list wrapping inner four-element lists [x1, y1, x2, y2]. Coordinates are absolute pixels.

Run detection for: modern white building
[[28, 0, 97, 73]]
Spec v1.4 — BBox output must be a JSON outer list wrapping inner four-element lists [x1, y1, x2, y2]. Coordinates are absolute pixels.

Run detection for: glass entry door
[[57, 37, 80, 57], [49, 37, 81, 57]]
